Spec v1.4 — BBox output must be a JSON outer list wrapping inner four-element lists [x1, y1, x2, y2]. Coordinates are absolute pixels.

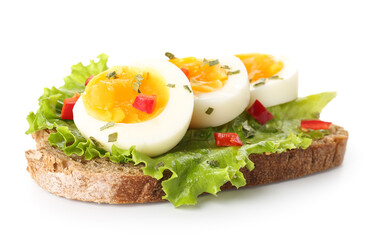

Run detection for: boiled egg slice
[[73, 59, 194, 157], [169, 55, 250, 128], [236, 53, 298, 108]]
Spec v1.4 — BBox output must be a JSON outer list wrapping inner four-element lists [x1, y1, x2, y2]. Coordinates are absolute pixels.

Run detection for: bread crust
[[25, 126, 348, 204]]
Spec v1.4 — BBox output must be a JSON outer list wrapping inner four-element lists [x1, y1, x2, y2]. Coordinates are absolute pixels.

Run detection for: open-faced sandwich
[[25, 53, 348, 207]]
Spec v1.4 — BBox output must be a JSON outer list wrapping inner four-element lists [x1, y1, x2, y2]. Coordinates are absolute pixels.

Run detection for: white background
[[1, 0, 369, 239]]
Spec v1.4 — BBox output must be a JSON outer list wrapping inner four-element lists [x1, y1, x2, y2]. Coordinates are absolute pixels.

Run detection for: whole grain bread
[[25, 125, 348, 204]]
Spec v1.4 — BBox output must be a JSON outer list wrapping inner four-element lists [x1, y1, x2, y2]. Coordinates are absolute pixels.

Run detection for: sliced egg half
[[169, 55, 250, 128], [73, 59, 194, 157], [236, 53, 298, 108]]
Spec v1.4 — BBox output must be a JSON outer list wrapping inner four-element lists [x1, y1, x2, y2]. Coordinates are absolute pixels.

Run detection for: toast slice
[[25, 125, 348, 204]]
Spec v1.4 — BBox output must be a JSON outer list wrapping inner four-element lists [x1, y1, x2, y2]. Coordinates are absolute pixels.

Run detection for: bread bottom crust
[[25, 126, 348, 204]]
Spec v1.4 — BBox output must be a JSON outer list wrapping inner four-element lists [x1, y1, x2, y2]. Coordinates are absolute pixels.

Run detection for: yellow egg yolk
[[83, 66, 169, 123], [169, 57, 228, 93], [235, 53, 284, 83]]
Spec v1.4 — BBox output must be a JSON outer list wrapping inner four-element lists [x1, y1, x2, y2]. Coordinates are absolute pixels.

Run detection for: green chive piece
[[100, 122, 115, 131], [106, 71, 117, 79], [221, 65, 231, 69], [165, 52, 176, 59], [205, 107, 214, 115], [166, 83, 176, 88], [108, 132, 118, 142], [227, 70, 240, 75], [202, 58, 208, 67], [135, 74, 144, 81], [89, 136, 103, 148], [208, 59, 219, 67], [132, 83, 141, 93], [132, 74, 144, 93], [183, 85, 192, 93], [253, 78, 266, 87], [269, 75, 283, 80]]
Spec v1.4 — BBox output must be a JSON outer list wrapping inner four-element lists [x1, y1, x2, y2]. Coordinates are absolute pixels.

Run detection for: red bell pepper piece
[[181, 68, 190, 78], [133, 94, 156, 114], [301, 120, 332, 130], [85, 75, 94, 86], [247, 100, 274, 125], [61, 92, 80, 120], [214, 133, 243, 146]]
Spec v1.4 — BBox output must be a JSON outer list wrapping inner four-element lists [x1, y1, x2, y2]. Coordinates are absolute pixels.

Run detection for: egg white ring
[[190, 55, 250, 128], [249, 56, 298, 108], [73, 59, 194, 157]]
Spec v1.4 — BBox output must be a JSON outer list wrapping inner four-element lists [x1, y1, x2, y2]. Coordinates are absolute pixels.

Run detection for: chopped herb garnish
[[202, 58, 208, 67], [108, 132, 118, 142], [221, 65, 231, 69], [132, 84, 141, 93], [253, 78, 266, 87], [165, 52, 176, 60], [89, 136, 103, 148], [269, 75, 281, 79], [100, 121, 115, 131], [132, 74, 144, 93], [135, 74, 144, 81], [183, 85, 192, 93], [166, 83, 176, 88], [251, 75, 282, 87], [227, 70, 240, 75], [106, 71, 117, 79], [205, 107, 214, 115], [207, 160, 219, 168], [208, 59, 219, 67]]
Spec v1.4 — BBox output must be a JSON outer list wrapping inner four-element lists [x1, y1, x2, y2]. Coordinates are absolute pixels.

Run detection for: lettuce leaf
[[131, 92, 335, 206], [25, 54, 336, 206], [26, 53, 109, 135], [132, 132, 311, 207]]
